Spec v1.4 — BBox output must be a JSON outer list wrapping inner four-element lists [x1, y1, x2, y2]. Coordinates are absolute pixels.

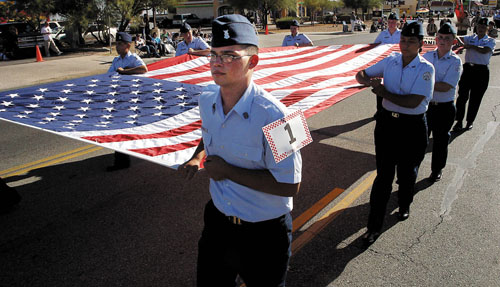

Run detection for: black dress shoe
[[0, 185, 21, 214], [398, 207, 410, 221], [452, 122, 463, 132], [465, 122, 473, 130], [362, 231, 380, 246], [106, 163, 130, 172], [428, 170, 442, 182]]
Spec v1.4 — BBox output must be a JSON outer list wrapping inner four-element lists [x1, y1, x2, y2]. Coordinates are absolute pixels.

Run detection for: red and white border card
[[262, 109, 313, 164]]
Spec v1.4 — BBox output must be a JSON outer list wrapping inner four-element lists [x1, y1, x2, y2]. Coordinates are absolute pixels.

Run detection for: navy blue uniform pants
[[197, 200, 292, 287], [456, 63, 489, 124], [368, 109, 428, 232], [427, 101, 456, 173]]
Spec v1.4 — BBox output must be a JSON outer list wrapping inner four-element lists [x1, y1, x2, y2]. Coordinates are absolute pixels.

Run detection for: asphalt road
[[1, 28, 500, 286]]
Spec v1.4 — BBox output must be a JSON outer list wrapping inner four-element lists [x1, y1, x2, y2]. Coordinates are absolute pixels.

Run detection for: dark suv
[[0, 22, 44, 58], [172, 14, 202, 27]]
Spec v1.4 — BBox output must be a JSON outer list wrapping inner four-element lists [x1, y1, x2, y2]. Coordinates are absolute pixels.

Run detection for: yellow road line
[[1, 146, 103, 178], [292, 171, 377, 254], [293, 187, 345, 232]]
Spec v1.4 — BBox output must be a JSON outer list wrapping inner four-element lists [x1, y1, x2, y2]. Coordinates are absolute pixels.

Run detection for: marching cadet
[[423, 23, 463, 182], [282, 20, 313, 47], [373, 12, 402, 115], [453, 17, 496, 131], [356, 22, 435, 246], [374, 12, 401, 44], [178, 14, 302, 286]]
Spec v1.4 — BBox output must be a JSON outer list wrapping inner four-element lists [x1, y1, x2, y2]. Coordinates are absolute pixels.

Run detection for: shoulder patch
[[423, 72, 432, 81]]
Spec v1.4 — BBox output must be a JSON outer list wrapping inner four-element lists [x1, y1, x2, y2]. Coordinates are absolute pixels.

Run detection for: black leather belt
[[465, 63, 487, 68], [381, 108, 424, 120], [429, 101, 453, 106], [226, 214, 286, 226]]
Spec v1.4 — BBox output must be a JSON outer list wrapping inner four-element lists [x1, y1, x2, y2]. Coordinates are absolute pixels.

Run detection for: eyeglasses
[[206, 54, 252, 63]]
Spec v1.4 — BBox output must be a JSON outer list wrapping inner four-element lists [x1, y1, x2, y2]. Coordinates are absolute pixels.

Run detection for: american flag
[[0, 44, 403, 168]]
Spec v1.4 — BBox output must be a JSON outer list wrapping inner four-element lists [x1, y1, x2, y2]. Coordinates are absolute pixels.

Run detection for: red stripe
[[255, 45, 352, 71], [259, 46, 329, 61], [304, 84, 368, 118], [130, 138, 201, 156], [81, 120, 202, 143], [254, 44, 379, 86]]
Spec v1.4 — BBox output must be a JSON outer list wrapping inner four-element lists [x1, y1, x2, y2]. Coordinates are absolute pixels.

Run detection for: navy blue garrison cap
[[212, 14, 258, 48], [180, 22, 191, 33], [401, 21, 424, 37], [291, 20, 300, 27], [388, 12, 399, 20], [116, 32, 132, 43], [438, 23, 456, 34], [478, 17, 488, 26]]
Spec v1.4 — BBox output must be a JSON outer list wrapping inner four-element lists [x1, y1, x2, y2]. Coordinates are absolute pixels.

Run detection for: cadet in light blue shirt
[[423, 23, 463, 183], [178, 14, 301, 287], [106, 32, 148, 172], [282, 20, 313, 47], [107, 32, 147, 75], [374, 12, 401, 44], [175, 23, 210, 57], [356, 22, 434, 246], [453, 17, 496, 131]]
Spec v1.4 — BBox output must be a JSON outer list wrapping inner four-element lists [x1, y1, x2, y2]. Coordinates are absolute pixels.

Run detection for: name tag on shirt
[[262, 109, 312, 163]]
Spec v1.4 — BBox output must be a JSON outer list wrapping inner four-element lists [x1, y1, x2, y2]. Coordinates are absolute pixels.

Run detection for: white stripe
[[61, 106, 201, 137], [98, 129, 202, 150]]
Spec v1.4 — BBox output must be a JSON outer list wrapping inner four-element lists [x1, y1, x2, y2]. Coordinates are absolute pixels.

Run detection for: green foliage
[[228, 0, 296, 26]]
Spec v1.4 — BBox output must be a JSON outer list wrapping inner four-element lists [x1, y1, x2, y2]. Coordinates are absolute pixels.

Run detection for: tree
[[228, 0, 296, 29], [108, 0, 177, 32], [13, 0, 55, 26], [344, 0, 382, 19]]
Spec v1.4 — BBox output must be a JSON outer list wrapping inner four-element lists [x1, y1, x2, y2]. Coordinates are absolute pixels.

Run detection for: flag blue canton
[[0, 74, 202, 132]]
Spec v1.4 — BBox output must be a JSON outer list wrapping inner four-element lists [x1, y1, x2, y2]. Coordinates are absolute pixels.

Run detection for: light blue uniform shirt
[[374, 29, 401, 44], [423, 50, 463, 102], [463, 34, 496, 65], [282, 33, 312, 46], [107, 51, 145, 73], [175, 37, 210, 57], [199, 82, 302, 222], [365, 52, 435, 115]]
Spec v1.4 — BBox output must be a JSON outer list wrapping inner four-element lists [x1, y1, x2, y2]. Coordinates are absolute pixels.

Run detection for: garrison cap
[[401, 21, 424, 37], [291, 19, 300, 27], [116, 32, 132, 43], [180, 22, 191, 33], [438, 22, 456, 35], [211, 14, 258, 48], [477, 17, 488, 26], [388, 12, 399, 20]]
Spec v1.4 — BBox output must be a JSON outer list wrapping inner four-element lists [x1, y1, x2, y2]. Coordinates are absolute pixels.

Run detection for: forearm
[[376, 87, 425, 108], [119, 65, 148, 75], [189, 48, 211, 56], [468, 45, 492, 54], [224, 164, 300, 197], [434, 82, 453, 92], [355, 70, 372, 86]]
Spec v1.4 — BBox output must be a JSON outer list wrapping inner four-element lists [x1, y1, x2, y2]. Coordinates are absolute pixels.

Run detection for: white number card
[[262, 109, 313, 163]]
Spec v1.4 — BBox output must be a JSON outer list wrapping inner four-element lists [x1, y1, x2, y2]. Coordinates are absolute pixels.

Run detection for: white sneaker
[[57, 52, 63, 56]]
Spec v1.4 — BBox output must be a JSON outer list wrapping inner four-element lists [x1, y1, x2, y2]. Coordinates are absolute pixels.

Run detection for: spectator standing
[[350, 11, 357, 32], [423, 23, 463, 182], [427, 18, 438, 36], [41, 22, 62, 57], [453, 18, 496, 131], [456, 11, 470, 35], [282, 20, 313, 47], [178, 14, 302, 286]]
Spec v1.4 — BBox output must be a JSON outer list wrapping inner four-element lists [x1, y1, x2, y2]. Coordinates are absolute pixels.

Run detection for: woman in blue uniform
[[356, 22, 435, 246], [423, 23, 463, 182]]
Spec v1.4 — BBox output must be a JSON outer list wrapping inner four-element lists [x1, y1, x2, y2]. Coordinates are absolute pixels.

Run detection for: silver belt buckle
[[391, 112, 400, 118]]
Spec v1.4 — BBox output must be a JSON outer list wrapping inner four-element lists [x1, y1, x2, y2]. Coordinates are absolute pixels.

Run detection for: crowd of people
[[2, 9, 498, 287]]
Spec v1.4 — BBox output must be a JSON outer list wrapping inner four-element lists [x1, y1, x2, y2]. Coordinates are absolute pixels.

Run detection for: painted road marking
[[0, 145, 103, 178], [292, 171, 376, 254], [293, 187, 345, 232]]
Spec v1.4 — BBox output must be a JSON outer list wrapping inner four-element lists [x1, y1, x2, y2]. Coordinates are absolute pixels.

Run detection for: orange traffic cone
[[35, 45, 43, 62], [265, 24, 269, 35]]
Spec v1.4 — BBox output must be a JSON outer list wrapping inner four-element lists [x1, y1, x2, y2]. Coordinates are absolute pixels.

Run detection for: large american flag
[[0, 44, 403, 168]]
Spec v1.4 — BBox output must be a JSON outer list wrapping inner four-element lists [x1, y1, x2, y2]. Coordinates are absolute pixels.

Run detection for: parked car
[[172, 14, 202, 27], [54, 24, 116, 46], [0, 22, 44, 58]]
